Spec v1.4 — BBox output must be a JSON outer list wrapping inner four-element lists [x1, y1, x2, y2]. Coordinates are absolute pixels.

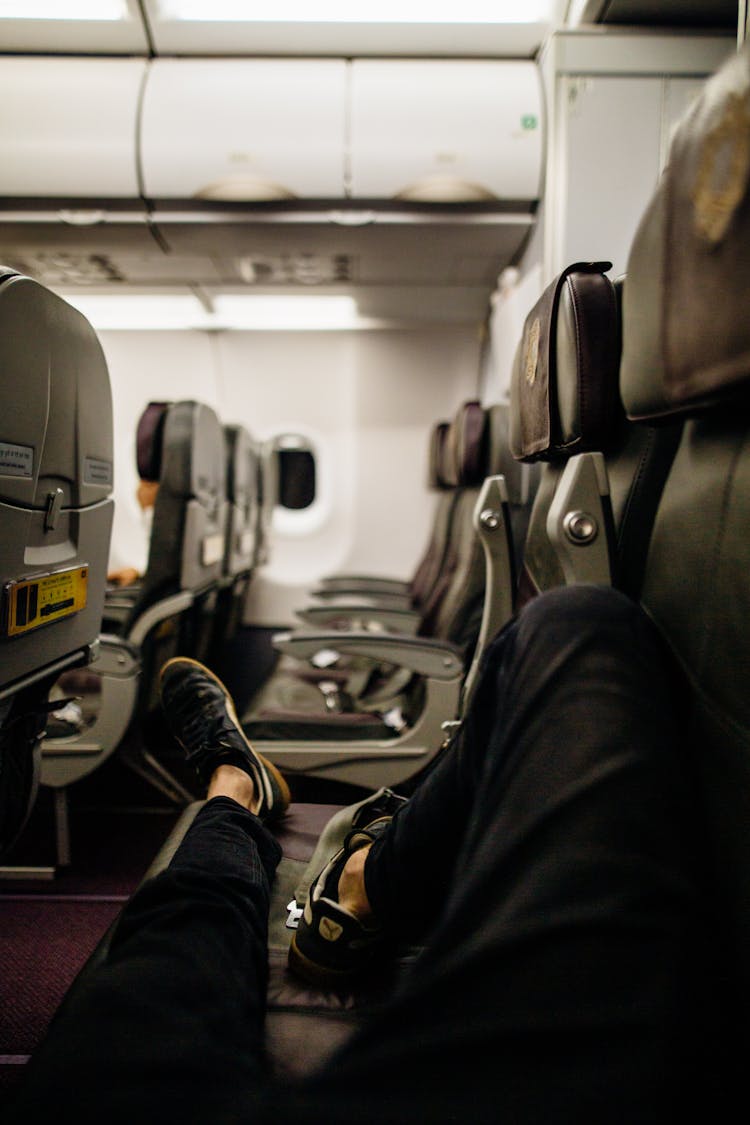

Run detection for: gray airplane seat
[[43, 399, 229, 810], [116, 399, 228, 798], [124, 399, 228, 685], [510, 261, 682, 604], [239, 398, 518, 793], [0, 268, 114, 857], [255, 437, 278, 569], [619, 44, 750, 1079], [207, 423, 260, 663]]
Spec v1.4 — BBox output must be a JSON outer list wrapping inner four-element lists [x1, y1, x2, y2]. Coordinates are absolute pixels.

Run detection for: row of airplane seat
[[45, 397, 276, 811], [239, 400, 537, 783], [0, 359, 278, 859]]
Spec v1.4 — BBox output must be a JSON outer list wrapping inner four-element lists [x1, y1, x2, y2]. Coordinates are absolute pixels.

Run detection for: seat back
[[418, 401, 488, 652], [620, 44, 750, 1065], [405, 420, 462, 611], [223, 423, 259, 582], [0, 269, 113, 853], [137, 401, 227, 608], [208, 423, 260, 659], [124, 400, 227, 702], [255, 439, 278, 568], [510, 262, 681, 604]]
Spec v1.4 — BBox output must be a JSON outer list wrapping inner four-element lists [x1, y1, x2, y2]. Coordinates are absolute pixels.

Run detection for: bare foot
[[337, 843, 375, 923], [207, 763, 258, 813]]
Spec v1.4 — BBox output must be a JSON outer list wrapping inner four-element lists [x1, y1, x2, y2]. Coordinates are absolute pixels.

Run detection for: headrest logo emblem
[[692, 91, 750, 245], [524, 318, 541, 386]]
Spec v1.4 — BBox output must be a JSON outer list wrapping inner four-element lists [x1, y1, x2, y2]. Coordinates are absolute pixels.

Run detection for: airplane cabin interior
[[0, 0, 748, 1115]]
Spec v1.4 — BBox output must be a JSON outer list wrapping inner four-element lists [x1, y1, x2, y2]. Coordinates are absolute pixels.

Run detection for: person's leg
[[291, 585, 713, 1123], [7, 662, 291, 1125]]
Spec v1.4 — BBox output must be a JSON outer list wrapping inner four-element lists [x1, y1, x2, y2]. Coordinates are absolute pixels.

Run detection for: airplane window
[[274, 433, 316, 511]]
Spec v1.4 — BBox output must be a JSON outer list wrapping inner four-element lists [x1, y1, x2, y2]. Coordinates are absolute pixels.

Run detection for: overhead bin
[[0, 58, 145, 199], [140, 60, 348, 201], [0, 56, 544, 207], [349, 60, 543, 202]]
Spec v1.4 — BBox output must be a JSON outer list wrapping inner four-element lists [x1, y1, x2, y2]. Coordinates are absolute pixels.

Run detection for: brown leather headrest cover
[[510, 262, 620, 461], [136, 401, 170, 482]]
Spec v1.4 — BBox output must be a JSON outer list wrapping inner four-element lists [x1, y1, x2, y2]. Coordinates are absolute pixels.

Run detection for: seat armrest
[[273, 629, 463, 681], [310, 587, 413, 609], [41, 633, 140, 788], [294, 604, 421, 634], [317, 575, 411, 596], [127, 589, 195, 647]]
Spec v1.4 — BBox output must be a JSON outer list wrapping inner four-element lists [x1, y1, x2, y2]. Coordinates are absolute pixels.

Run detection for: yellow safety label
[[3, 565, 88, 638]]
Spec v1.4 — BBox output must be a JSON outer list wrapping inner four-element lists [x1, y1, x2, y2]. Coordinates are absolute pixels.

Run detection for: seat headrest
[[446, 401, 487, 487], [136, 401, 170, 483], [427, 421, 451, 489], [622, 47, 750, 421], [510, 262, 621, 462], [160, 401, 224, 504]]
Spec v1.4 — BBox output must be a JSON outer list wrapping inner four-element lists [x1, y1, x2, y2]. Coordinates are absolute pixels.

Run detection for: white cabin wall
[[480, 200, 546, 406], [480, 30, 732, 408], [241, 325, 480, 626], [539, 31, 733, 282], [97, 323, 479, 628]]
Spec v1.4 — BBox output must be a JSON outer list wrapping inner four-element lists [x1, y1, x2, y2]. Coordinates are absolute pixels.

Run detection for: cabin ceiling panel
[[579, 0, 737, 29], [0, 209, 528, 299], [0, 1, 149, 54], [154, 215, 532, 287], [0, 2, 735, 59]]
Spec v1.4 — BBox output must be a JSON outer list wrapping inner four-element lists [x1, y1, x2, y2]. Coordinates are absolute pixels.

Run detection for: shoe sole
[[159, 656, 291, 821]]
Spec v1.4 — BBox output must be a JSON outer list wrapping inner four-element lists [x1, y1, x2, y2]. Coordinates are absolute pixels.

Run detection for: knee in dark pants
[[515, 583, 638, 641]]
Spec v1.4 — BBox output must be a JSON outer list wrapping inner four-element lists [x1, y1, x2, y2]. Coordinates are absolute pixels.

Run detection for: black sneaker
[[159, 657, 290, 823], [288, 795, 406, 985]]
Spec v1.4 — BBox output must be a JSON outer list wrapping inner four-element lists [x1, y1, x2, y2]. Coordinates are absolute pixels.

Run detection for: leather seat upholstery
[[510, 261, 681, 603], [620, 44, 750, 1067]]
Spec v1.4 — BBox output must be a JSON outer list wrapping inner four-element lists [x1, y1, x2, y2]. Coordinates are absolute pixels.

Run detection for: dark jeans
[[9, 587, 716, 1124]]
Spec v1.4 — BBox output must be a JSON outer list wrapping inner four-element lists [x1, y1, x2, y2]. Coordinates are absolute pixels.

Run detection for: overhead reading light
[[213, 295, 359, 330], [63, 294, 208, 331], [61, 293, 368, 331], [0, 0, 128, 17], [156, 0, 554, 22], [194, 177, 296, 203], [395, 176, 498, 203]]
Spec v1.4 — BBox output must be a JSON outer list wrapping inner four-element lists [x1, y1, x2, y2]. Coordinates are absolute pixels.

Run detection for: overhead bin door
[[140, 59, 348, 201], [349, 60, 543, 202], [0, 57, 145, 198]]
